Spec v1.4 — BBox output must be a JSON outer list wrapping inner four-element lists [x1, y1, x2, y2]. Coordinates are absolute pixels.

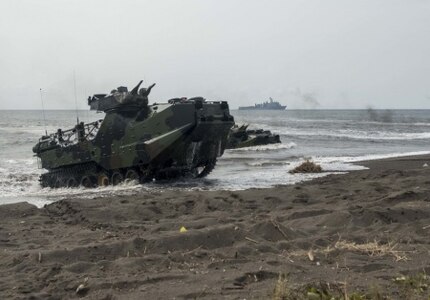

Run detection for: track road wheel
[[194, 159, 217, 178], [138, 166, 151, 182], [42, 174, 55, 188], [66, 177, 78, 188], [111, 171, 124, 186], [98, 174, 109, 186], [54, 178, 63, 188], [80, 176, 95, 188], [125, 169, 140, 183], [40, 180, 50, 188]]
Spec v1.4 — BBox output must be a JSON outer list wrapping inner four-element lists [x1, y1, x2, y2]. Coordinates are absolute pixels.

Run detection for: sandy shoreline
[[1, 155, 430, 299]]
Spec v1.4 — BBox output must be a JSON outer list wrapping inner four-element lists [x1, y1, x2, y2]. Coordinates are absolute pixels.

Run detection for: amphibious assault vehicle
[[33, 81, 234, 188], [226, 124, 281, 149]]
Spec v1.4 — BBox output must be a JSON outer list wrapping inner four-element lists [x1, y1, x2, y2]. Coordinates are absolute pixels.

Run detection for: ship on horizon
[[238, 97, 286, 110]]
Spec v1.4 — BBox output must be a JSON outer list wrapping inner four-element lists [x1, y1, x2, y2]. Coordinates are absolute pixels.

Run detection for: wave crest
[[227, 142, 296, 152]]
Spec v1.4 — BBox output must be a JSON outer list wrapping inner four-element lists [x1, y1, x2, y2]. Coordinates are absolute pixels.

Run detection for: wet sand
[[1, 155, 430, 299]]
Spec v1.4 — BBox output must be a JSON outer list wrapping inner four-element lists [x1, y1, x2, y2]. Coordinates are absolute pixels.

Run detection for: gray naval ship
[[238, 97, 286, 110]]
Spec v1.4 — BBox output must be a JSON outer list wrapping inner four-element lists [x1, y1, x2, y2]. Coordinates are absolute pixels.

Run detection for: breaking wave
[[277, 129, 430, 141], [1, 110, 430, 207], [227, 142, 296, 152]]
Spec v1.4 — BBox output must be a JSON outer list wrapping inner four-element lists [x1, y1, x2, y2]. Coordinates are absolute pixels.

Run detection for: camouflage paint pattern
[[33, 82, 234, 187]]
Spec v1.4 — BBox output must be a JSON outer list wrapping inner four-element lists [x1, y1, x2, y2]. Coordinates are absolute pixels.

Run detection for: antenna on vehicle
[[73, 70, 79, 124], [39, 88, 48, 136]]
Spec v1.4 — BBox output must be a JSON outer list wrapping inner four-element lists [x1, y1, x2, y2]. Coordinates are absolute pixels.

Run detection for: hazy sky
[[1, 0, 429, 109]]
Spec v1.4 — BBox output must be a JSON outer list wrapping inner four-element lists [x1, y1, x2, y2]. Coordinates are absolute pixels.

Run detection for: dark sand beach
[[1, 155, 430, 299]]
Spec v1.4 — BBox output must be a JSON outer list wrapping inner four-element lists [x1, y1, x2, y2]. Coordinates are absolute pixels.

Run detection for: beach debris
[[245, 237, 259, 244], [102, 231, 117, 240], [38, 252, 42, 263], [76, 284, 86, 294], [307, 250, 315, 262], [393, 273, 430, 292], [273, 274, 290, 300], [423, 163, 428, 167], [334, 240, 408, 261], [271, 220, 289, 239], [307, 291, 321, 300], [289, 160, 322, 174], [76, 277, 89, 295], [183, 245, 202, 255], [285, 239, 408, 262], [179, 226, 188, 233]]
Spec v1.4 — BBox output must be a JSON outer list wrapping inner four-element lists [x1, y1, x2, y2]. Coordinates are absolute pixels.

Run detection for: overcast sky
[[0, 0, 429, 109]]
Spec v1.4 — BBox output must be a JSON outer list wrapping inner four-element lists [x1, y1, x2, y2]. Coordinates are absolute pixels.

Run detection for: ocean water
[[0, 109, 429, 207]]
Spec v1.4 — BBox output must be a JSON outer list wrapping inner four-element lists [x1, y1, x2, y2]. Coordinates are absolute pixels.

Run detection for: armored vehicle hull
[[226, 124, 281, 149], [33, 82, 234, 188]]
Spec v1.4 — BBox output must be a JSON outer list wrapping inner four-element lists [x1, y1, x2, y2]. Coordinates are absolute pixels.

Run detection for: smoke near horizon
[[0, 0, 429, 110]]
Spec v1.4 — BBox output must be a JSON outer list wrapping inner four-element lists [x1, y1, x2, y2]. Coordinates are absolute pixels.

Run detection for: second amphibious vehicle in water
[[226, 124, 281, 149], [33, 81, 235, 188]]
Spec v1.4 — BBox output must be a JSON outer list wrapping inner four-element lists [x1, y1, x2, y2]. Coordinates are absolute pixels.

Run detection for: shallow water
[[0, 109, 429, 207]]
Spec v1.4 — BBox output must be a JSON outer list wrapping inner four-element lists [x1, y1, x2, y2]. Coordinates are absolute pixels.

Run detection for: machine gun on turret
[[130, 80, 143, 95]]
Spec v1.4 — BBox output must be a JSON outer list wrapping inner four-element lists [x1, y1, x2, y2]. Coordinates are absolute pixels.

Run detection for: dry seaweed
[[290, 160, 323, 174]]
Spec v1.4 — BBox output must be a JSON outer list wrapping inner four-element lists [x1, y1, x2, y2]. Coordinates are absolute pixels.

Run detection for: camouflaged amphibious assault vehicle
[[33, 81, 234, 188], [226, 124, 281, 149]]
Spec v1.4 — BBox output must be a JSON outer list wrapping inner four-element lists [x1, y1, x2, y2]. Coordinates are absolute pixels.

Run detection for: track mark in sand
[[264, 196, 282, 205], [64, 261, 96, 273], [148, 225, 243, 252], [179, 288, 215, 299], [292, 193, 309, 204], [287, 209, 331, 220], [350, 263, 393, 273], [44, 200, 88, 225], [207, 259, 250, 269], [266, 260, 282, 266], [379, 190, 421, 205], [364, 207, 430, 224], [242, 199, 259, 210], [230, 193, 240, 199], [228, 271, 278, 289], [0, 241, 20, 248], [147, 205, 162, 215], [252, 220, 301, 242], [95, 275, 188, 290]]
